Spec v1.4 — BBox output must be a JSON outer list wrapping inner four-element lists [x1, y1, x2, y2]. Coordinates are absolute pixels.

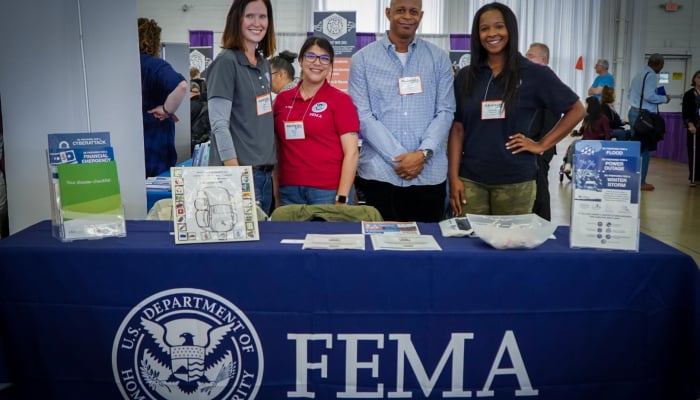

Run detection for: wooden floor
[[550, 137, 700, 266]]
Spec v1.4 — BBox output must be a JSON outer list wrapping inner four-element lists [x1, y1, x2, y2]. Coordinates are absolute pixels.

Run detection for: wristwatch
[[335, 195, 348, 204], [420, 149, 434, 161]]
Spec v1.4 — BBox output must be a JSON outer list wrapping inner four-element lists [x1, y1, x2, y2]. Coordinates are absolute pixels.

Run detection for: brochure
[[171, 166, 259, 244], [370, 235, 442, 251], [56, 161, 126, 240], [302, 234, 366, 250], [570, 140, 641, 251], [361, 221, 420, 235]]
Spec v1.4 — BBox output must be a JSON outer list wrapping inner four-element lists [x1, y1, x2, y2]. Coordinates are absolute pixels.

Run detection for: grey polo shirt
[[205, 48, 276, 167]]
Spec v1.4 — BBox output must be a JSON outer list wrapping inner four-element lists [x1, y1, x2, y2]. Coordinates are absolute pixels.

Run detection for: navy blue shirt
[[140, 53, 186, 177], [454, 56, 579, 185]]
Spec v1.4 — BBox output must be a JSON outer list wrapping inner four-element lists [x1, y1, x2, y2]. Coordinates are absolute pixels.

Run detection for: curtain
[[450, 34, 470, 51], [189, 30, 212, 47]]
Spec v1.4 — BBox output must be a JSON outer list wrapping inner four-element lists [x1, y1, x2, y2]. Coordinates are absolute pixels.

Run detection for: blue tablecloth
[[0, 220, 698, 399]]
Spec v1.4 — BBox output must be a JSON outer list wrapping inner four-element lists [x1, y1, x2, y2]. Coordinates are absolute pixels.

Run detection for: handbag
[[633, 72, 666, 151]]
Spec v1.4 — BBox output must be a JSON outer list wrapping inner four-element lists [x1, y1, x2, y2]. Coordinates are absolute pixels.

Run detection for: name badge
[[284, 121, 305, 140], [398, 76, 423, 95], [256, 93, 272, 116], [481, 100, 506, 120]]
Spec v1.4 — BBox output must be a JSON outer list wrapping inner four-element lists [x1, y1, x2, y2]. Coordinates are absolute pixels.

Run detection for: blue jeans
[[279, 185, 355, 206], [628, 108, 650, 184], [254, 170, 273, 215]]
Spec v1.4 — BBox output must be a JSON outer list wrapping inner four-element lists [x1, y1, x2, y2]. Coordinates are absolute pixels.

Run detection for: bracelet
[[162, 104, 170, 115]]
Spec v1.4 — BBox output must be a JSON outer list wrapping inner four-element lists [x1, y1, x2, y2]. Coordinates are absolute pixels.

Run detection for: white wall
[[0, 0, 146, 234]]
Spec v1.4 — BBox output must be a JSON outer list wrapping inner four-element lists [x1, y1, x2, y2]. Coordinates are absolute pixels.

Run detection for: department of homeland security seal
[[112, 288, 263, 400]]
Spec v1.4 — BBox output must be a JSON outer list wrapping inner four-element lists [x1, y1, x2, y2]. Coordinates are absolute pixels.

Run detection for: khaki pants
[[458, 177, 536, 216]]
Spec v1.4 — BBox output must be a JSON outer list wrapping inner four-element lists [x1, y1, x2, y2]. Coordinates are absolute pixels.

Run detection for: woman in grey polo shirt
[[205, 0, 277, 214]]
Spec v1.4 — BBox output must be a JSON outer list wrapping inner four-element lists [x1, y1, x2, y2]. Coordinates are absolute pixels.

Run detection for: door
[[651, 55, 689, 113]]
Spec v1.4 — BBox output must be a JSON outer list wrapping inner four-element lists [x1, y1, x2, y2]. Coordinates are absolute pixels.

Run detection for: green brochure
[[56, 161, 126, 240]]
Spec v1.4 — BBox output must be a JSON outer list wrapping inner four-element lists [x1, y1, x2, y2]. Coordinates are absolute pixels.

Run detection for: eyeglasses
[[303, 52, 331, 65]]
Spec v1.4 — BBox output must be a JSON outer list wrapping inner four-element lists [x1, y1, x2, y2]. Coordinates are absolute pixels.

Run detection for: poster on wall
[[313, 11, 356, 92], [569, 140, 641, 251], [450, 51, 471, 74]]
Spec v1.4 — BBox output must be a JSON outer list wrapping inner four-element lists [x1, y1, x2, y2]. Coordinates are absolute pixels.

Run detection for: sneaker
[[690, 181, 697, 187], [564, 163, 572, 174], [641, 183, 655, 191]]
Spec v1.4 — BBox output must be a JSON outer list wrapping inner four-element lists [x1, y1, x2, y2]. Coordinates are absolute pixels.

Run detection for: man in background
[[588, 58, 614, 100], [628, 53, 670, 191], [525, 42, 559, 220], [349, 0, 455, 222]]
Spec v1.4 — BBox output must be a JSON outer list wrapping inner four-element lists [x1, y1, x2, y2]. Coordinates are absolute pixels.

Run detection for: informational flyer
[[171, 166, 259, 244], [570, 140, 641, 251], [56, 161, 126, 240], [361, 221, 420, 235]]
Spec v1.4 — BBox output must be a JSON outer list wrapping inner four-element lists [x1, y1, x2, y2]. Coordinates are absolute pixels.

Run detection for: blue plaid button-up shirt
[[349, 35, 455, 186]]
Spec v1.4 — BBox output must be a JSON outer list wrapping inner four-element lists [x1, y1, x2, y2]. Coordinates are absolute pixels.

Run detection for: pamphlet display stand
[[570, 140, 641, 251], [46, 132, 126, 242]]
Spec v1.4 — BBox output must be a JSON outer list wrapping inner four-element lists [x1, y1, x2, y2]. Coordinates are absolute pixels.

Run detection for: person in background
[[627, 53, 671, 191], [349, 0, 455, 222], [525, 42, 559, 221], [448, 3, 584, 216], [190, 82, 210, 151], [580, 96, 611, 140], [269, 50, 298, 94], [600, 85, 627, 140], [273, 36, 359, 206], [190, 67, 206, 100], [205, 0, 277, 214], [681, 69, 700, 187], [587, 58, 614, 100], [138, 18, 188, 177]]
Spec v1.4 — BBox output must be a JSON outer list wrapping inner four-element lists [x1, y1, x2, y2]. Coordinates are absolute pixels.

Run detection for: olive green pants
[[458, 177, 536, 216]]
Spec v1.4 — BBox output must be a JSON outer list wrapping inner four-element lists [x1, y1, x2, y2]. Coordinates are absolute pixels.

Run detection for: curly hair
[[138, 18, 161, 57]]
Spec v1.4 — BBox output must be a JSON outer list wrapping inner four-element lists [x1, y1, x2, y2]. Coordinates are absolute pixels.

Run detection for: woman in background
[[600, 85, 628, 140], [138, 18, 188, 177], [270, 50, 298, 94], [205, 0, 277, 214], [273, 36, 359, 206], [580, 96, 611, 141], [682, 70, 700, 187]]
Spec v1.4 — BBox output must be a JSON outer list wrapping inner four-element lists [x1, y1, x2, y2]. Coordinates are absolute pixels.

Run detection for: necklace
[[285, 85, 318, 123]]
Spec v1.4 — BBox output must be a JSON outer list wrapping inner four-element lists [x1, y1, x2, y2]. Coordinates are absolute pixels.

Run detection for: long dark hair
[[462, 3, 520, 110], [221, 0, 276, 58], [582, 96, 603, 131]]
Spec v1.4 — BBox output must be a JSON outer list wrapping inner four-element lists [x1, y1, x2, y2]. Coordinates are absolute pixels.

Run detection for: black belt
[[252, 164, 274, 172]]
